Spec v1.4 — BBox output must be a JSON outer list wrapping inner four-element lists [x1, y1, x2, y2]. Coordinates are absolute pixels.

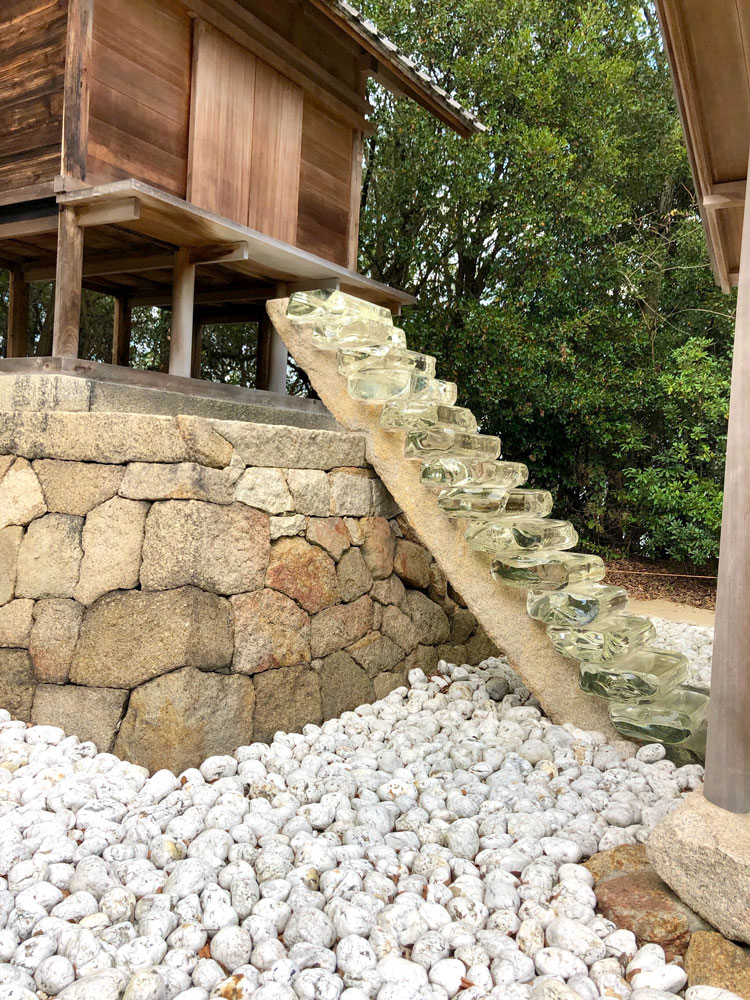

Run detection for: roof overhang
[[306, 0, 486, 137], [655, 0, 750, 292]]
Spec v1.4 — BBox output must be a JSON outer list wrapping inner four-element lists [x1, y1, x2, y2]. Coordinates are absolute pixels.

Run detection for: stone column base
[[647, 789, 750, 943]]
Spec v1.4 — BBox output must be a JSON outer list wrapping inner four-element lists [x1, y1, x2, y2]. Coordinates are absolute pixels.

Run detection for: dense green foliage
[[0, 0, 733, 565], [356, 0, 733, 566]]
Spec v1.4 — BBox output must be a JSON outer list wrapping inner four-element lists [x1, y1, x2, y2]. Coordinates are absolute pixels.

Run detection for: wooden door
[[187, 19, 257, 222]]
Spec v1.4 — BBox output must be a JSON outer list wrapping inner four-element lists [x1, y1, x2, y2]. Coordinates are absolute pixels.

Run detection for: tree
[[355, 0, 733, 565]]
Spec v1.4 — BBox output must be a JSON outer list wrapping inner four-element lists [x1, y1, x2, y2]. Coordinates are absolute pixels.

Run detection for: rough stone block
[[0, 599, 33, 648], [393, 538, 432, 589], [266, 536, 340, 613], [213, 420, 366, 469], [32, 684, 128, 752], [465, 626, 498, 664], [437, 643, 468, 664], [360, 517, 396, 580], [346, 631, 405, 677], [685, 932, 750, 995], [306, 517, 350, 560], [381, 605, 419, 653], [374, 669, 408, 700], [270, 514, 306, 539], [15, 513, 83, 599], [404, 644, 440, 676], [0, 373, 91, 412], [0, 457, 46, 529], [286, 469, 330, 516], [329, 470, 374, 516], [336, 546, 373, 602], [141, 501, 269, 595], [119, 462, 240, 504], [232, 589, 310, 675], [371, 479, 400, 518], [0, 649, 36, 720], [29, 599, 84, 684], [0, 412, 232, 467], [114, 667, 255, 773], [75, 497, 149, 605], [343, 518, 364, 545], [648, 789, 750, 944], [370, 574, 407, 607], [34, 459, 125, 515], [252, 664, 321, 743], [0, 526, 23, 606], [403, 590, 451, 645], [429, 562, 448, 600], [70, 587, 233, 688], [320, 651, 374, 719], [235, 467, 293, 513], [450, 607, 477, 644], [310, 596, 374, 658]]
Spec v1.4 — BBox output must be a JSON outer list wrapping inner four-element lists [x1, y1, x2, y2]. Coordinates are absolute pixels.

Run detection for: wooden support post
[[256, 282, 288, 393], [7, 266, 29, 358], [112, 296, 131, 367], [169, 247, 195, 377], [704, 152, 750, 812], [52, 207, 84, 357], [191, 313, 204, 379]]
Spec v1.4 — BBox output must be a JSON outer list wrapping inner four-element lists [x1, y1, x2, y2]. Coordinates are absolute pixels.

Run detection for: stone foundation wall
[[0, 398, 496, 772]]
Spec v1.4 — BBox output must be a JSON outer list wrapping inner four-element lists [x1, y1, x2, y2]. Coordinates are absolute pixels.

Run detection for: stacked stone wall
[[0, 406, 497, 771]]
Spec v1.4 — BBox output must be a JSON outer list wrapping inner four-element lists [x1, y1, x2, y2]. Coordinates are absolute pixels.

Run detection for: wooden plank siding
[[0, 0, 67, 192], [86, 0, 192, 195], [296, 99, 354, 266]]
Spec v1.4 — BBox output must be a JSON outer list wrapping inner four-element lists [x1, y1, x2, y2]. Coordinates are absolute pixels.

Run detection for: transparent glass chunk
[[337, 344, 436, 376], [347, 368, 412, 403], [379, 401, 477, 432], [287, 289, 395, 349], [609, 685, 710, 746], [527, 582, 628, 626], [577, 646, 689, 702], [420, 458, 529, 491], [409, 375, 458, 405], [547, 613, 656, 663], [503, 489, 554, 517], [465, 516, 578, 551], [490, 551, 606, 590], [404, 428, 502, 461], [437, 486, 509, 519]]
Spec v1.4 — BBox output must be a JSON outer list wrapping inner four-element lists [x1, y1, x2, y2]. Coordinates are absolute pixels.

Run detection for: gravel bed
[[651, 619, 713, 690], [0, 657, 719, 1000]]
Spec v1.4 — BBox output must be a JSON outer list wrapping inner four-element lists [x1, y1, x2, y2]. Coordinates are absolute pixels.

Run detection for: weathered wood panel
[[187, 19, 256, 221], [87, 0, 192, 195], [248, 61, 303, 243], [0, 0, 67, 192], [296, 100, 353, 265]]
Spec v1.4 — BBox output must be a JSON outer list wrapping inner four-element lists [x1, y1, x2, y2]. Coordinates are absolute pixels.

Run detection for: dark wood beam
[[7, 267, 29, 358], [112, 297, 131, 367], [61, 0, 94, 181], [52, 207, 84, 357]]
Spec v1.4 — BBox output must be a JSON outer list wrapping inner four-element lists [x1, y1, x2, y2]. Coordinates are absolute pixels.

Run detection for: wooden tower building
[[0, 0, 482, 393]]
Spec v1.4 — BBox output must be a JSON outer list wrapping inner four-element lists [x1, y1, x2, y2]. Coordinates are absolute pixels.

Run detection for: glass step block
[[409, 375, 458, 405], [578, 646, 689, 702], [347, 368, 413, 403], [527, 582, 628, 626], [491, 551, 606, 590], [503, 489, 554, 517], [404, 428, 502, 461], [379, 401, 477, 432], [548, 613, 656, 663], [337, 344, 436, 376], [609, 685, 709, 746], [287, 289, 397, 349], [420, 458, 529, 491], [465, 516, 578, 551], [437, 485, 509, 519]]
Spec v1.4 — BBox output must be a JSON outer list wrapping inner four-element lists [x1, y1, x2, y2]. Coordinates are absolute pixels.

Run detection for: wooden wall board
[[187, 19, 257, 221], [0, 0, 67, 193], [247, 60, 303, 243], [87, 0, 192, 194], [296, 100, 353, 265]]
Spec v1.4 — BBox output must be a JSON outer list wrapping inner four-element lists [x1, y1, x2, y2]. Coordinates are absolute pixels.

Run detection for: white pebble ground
[[0, 656, 735, 1000], [651, 619, 713, 690]]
